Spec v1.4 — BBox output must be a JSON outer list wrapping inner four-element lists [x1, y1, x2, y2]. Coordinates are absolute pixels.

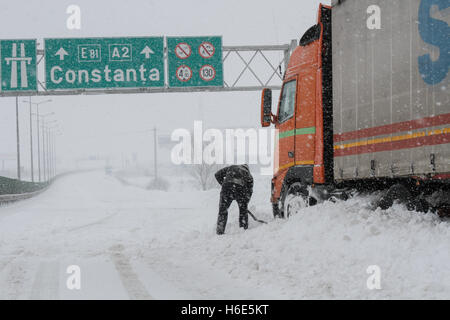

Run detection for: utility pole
[[153, 126, 158, 180], [29, 97, 34, 182], [15, 97, 21, 180]]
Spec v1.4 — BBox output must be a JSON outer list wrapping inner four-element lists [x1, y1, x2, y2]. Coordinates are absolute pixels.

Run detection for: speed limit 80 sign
[[168, 36, 223, 88]]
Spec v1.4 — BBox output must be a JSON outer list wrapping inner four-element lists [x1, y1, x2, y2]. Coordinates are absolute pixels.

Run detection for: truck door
[[295, 73, 316, 166], [276, 79, 297, 172]]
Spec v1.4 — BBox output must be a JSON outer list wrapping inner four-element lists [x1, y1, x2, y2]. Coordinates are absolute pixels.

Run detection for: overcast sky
[[0, 0, 329, 175]]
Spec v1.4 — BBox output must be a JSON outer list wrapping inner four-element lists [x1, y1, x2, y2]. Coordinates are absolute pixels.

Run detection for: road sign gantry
[[0, 37, 295, 97]]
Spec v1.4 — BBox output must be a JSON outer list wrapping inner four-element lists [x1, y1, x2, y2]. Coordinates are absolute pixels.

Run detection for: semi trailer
[[261, 0, 449, 217]]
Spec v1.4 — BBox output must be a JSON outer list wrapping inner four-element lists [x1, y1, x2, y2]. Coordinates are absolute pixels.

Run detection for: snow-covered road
[[0, 171, 449, 299]]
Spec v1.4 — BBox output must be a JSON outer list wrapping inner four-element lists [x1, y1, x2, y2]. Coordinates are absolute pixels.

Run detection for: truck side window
[[277, 80, 297, 123]]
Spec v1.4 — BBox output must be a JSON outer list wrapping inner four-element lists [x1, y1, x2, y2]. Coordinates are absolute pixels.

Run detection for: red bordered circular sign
[[175, 43, 192, 59], [176, 65, 192, 82], [199, 65, 216, 82], [198, 42, 215, 59]]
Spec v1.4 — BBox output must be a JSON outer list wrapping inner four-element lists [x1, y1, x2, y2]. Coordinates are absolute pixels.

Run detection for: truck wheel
[[281, 182, 315, 219], [437, 205, 450, 218], [378, 183, 412, 210], [407, 198, 429, 213]]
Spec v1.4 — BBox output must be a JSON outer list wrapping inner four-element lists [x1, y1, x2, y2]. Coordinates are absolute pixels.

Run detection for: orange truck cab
[[261, 5, 333, 218]]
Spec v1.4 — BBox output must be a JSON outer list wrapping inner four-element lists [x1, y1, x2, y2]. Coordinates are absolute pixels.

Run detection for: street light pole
[[52, 131, 58, 178], [37, 114, 55, 182], [49, 130, 58, 178], [15, 97, 21, 180], [153, 126, 158, 180], [42, 121, 57, 182], [42, 123, 46, 181], [27, 100, 52, 182], [49, 132, 52, 179], [46, 128, 50, 181], [44, 127, 50, 182], [54, 132, 58, 177], [46, 127, 58, 180], [49, 131, 54, 180], [29, 97, 34, 182], [50, 132, 55, 178], [36, 105, 41, 182]]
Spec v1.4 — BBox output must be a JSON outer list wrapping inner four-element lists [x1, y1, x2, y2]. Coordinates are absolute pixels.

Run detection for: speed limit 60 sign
[[168, 36, 223, 88]]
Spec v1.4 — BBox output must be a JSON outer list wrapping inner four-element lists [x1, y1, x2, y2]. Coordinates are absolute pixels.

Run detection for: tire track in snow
[[30, 261, 60, 300], [67, 210, 119, 232], [109, 245, 153, 300], [0, 256, 15, 273], [0, 255, 27, 300]]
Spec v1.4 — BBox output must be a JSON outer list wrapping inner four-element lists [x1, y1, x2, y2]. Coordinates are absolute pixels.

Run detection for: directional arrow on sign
[[140, 46, 154, 59], [55, 47, 69, 61]]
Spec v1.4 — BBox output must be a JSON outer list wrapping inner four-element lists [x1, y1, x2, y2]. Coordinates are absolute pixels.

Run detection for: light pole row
[[42, 121, 60, 182], [15, 97, 58, 183]]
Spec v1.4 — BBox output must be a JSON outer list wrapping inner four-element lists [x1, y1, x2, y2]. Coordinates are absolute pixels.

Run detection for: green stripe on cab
[[279, 127, 316, 139]]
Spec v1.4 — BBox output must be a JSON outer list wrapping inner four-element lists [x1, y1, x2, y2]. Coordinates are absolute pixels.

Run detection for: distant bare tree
[[189, 163, 223, 191]]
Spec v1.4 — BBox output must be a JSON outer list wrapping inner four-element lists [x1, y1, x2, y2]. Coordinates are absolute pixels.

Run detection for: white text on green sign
[[45, 37, 164, 90]]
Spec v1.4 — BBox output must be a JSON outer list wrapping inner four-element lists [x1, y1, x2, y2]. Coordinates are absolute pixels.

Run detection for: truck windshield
[[278, 80, 296, 123]]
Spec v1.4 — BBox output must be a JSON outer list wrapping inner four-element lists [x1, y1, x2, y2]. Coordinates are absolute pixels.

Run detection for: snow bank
[[135, 180, 450, 299]]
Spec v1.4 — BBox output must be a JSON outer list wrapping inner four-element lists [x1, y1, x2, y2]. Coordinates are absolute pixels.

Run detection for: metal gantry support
[[222, 40, 297, 91], [0, 40, 297, 97], [2, 41, 295, 183]]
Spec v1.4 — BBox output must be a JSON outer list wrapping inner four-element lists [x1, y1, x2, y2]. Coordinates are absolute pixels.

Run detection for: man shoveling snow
[[215, 164, 254, 235]]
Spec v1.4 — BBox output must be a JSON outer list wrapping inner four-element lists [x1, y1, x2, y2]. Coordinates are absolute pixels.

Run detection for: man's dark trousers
[[217, 183, 250, 235]]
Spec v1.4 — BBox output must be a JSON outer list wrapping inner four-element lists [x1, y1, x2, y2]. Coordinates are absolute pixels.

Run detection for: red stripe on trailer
[[334, 113, 450, 143], [430, 174, 450, 180]]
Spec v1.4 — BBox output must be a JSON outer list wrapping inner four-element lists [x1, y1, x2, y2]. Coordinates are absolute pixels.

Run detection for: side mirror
[[261, 88, 272, 127]]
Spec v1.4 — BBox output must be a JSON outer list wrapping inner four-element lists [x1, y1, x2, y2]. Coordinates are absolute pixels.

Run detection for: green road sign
[[167, 36, 223, 88], [45, 37, 164, 90], [0, 39, 37, 92]]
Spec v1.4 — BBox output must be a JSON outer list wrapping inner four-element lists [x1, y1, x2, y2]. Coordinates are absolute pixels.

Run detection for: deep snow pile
[[0, 171, 448, 299]]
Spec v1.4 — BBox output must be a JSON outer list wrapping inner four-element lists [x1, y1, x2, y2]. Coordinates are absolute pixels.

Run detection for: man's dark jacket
[[215, 165, 253, 196]]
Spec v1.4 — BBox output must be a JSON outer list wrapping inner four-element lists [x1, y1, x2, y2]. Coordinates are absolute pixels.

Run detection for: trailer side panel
[[332, 0, 449, 181]]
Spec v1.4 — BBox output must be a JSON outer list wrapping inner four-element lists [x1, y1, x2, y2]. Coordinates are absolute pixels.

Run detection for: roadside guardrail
[[0, 188, 48, 205]]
